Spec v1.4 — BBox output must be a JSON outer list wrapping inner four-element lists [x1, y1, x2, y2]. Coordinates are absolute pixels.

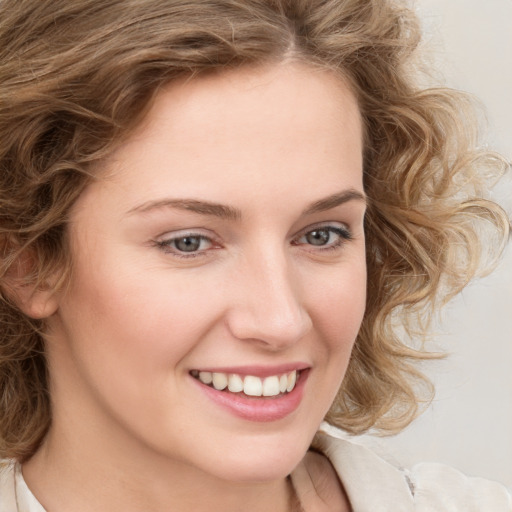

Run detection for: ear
[[3, 249, 60, 320], [15, 282, 60, 320]]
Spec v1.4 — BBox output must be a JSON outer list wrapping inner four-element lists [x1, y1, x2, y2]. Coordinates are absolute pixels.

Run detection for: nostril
[[225, 261, 312, 346], [227, 310, 312, 349]]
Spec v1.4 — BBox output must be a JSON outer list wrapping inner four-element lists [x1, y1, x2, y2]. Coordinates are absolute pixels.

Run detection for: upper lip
[[190, 363, 310, 378]]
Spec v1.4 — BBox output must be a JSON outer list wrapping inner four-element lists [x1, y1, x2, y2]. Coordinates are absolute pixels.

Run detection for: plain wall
[[356, 0, 512, 487]]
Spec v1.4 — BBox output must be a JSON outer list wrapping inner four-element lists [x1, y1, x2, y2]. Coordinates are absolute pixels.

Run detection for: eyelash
[[154, 225, 352, 259], [293, 226, 352, 252], [154, 234, 216, 259]]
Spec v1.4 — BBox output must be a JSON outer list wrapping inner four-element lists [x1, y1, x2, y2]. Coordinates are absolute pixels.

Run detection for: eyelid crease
[[156, 227, 215, 239], [157, 231, 217, 245], [295, 222, 352, 238]]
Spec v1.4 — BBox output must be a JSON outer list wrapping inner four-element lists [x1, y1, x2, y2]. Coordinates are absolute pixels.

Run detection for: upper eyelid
[[294, 221, 351, 237], [156, 227, 218, 241], [154, 229, 219, 250]]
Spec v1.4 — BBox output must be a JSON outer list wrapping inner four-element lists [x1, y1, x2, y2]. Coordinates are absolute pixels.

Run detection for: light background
[[353, 0, 512, 487]]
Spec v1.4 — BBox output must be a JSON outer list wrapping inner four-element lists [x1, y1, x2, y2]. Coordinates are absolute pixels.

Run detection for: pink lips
[[191, 366, 310, 422]]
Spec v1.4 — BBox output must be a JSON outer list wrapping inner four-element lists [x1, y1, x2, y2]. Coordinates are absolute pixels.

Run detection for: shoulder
[[0, 459, 46, 512], [311, 426, 512, 511], [409, 461, 512, 510], [0, 460, 18, 512]]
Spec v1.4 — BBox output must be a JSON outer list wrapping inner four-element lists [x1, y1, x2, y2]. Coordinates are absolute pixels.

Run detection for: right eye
[[155, 233, 216, 258]]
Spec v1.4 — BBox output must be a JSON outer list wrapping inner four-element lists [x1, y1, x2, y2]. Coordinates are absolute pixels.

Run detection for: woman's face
[[47, 62, 367, 482]]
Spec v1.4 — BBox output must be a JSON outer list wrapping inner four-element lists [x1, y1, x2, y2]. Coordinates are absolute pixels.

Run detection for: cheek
[[52, 262, 221, 425], [299, 263, 366, 424], [58, 260, 235, 412], [310, 261, 367, 351]]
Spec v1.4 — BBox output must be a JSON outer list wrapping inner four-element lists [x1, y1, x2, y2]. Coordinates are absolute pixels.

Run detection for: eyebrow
[[302, 189, 366, 215], [127, 189, 366, 220], [128, 198, 241, 221]]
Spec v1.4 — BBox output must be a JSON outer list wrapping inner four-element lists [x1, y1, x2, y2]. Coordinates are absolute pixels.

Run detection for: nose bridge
[[227, 245, 312, 347]]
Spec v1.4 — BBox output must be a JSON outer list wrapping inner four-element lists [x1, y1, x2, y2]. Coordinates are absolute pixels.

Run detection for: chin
[[197, 428, 314, 483], [211, 453, 303, 483]]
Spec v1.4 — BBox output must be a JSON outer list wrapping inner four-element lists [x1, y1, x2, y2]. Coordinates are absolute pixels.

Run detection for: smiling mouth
[[190, 369, 301, 398]]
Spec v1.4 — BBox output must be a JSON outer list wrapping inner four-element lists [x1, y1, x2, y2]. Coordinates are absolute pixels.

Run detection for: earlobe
[[15, 283, 60, 319], [2, 250, 60, 320]]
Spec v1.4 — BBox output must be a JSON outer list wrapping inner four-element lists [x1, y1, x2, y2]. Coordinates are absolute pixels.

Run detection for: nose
[[225, 250, 313, 350]]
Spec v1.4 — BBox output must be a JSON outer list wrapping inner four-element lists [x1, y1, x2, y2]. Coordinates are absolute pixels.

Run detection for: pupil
[[175, 236, 201, 252], [306, 230, 329, 246]]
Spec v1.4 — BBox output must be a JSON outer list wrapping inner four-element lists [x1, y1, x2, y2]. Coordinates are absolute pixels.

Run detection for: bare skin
[[22, 61, 364, 512]]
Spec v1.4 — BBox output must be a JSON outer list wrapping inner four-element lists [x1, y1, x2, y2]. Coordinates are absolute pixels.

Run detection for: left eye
[[296, 226, 351, 248]]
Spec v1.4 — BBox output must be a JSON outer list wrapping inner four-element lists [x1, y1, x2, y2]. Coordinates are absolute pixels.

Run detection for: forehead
[[84, 62, 363, 217], [141, 62, 362, 149]]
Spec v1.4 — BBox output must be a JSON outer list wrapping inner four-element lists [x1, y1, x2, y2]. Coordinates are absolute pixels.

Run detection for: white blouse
[[1, 430, 511, 511], [311, 430, 512, 511]]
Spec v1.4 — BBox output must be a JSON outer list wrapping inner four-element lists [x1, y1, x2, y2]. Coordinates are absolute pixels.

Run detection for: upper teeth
[[192, 370, 298, 397]]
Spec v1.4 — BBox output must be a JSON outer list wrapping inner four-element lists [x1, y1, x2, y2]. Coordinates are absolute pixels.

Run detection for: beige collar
[[306, 430, 415, 512]]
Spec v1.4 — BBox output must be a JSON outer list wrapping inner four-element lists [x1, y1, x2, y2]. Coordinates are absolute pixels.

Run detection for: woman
[[0, 1, 510, 510]]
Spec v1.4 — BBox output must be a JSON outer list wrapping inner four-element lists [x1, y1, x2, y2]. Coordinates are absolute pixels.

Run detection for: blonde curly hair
[[0, 0, 509, 461]]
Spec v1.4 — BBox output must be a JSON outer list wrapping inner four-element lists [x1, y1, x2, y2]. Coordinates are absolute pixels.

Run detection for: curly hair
[[0, 0, 509, 461]]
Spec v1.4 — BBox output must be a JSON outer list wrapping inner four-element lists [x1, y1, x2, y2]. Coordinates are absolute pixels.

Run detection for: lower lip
[[192, 370, 309, 422]]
